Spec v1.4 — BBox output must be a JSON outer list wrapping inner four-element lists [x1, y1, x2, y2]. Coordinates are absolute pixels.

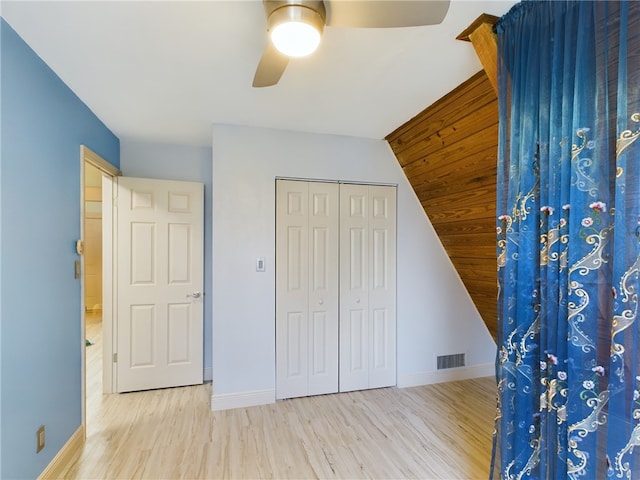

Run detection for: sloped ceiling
[[1, 0, 516, 146]]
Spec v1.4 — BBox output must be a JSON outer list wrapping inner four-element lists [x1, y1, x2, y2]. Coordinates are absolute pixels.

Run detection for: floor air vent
[[437, 353, 466, 370]]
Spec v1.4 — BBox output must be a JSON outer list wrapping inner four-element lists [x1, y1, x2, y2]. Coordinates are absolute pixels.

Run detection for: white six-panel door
[[116, 177, 204, 393], [276, 180, 396, 399], [339, 184, 397, 392], [276, 180, 339, 399]]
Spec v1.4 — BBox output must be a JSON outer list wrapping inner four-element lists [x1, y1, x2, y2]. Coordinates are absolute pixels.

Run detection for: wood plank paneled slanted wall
[[386, 70, 499, 339]]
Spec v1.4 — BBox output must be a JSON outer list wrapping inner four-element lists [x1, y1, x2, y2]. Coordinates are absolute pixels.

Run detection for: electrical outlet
[[36, 425, 45, 453]]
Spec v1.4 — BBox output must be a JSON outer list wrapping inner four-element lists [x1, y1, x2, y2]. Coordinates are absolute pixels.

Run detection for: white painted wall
[[211, 124, 496, 409]]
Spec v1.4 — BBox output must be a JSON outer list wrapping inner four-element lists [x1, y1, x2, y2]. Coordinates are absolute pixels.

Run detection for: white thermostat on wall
[[256, 257, 266, 272]]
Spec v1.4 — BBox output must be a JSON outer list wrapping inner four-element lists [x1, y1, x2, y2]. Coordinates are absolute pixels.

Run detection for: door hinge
[[113, 353, 118, 363]]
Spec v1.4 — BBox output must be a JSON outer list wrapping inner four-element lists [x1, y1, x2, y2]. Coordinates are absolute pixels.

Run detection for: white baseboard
[[209, 364, 494, 410], [38, 424, 85, 480], [211, 389, 275, 411], [398, 362, 495, 388], [204, 367, 213, 382]]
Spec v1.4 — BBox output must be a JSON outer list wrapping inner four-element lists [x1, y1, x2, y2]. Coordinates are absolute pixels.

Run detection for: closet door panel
[[339, 184, 370, 392], [307, 182, 339, 395], [277, 180, 339, 399], [368, 186, 397, 389], [340, 184, 396, 392], [276, 181, 310, 399]]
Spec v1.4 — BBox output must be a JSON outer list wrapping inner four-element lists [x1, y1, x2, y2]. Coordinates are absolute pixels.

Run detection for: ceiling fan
[[253, 0, 451, 87]]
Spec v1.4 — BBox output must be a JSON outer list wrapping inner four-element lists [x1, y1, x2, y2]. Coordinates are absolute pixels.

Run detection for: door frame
[[80, 146, 121, 430]]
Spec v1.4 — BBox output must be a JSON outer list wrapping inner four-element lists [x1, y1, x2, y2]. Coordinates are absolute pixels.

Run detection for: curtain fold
[[493, 1, 640, 478]]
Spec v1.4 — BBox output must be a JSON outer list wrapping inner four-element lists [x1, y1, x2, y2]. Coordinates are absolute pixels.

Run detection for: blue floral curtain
[[492, 1, 640, 478]]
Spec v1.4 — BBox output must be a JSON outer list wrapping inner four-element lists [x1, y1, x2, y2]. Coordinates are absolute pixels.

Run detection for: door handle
[[187, 291, 202, 298]]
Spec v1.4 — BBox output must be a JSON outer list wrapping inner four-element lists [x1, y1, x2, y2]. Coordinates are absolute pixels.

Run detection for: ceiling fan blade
[[253, 41, 290, 88], [325, 0, 450, 28]]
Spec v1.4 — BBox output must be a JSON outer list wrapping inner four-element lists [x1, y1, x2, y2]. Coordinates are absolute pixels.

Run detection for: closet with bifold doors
[[276, 179, 397, 400]]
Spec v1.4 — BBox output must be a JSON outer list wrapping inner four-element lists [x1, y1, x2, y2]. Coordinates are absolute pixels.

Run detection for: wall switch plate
[[36, 425, 45, 453], [256, 257, 266, 272]]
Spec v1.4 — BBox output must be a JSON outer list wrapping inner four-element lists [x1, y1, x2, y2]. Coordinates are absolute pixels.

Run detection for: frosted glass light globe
[[271, 21, 321, 57]]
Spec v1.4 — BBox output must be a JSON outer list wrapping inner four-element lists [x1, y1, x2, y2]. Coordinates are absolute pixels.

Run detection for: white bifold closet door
[[276, 180, 396, 400], [339, 184, 397, 392], [276, 180, 340, 399]]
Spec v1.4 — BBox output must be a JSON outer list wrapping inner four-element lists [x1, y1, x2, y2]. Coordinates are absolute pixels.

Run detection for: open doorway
[[84, 163, 103, 314], [80, 146, 121, 430], [83, 161, 104, 424]]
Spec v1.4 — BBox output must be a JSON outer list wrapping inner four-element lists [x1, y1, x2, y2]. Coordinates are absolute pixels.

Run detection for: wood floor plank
[[68, 317, 497, 479]]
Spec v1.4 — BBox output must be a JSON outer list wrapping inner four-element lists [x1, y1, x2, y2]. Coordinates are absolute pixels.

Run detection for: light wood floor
[[69, 316, 497, 479]]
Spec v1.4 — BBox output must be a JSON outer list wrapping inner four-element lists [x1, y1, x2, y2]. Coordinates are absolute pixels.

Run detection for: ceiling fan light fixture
[[268, 4, 324, 58]]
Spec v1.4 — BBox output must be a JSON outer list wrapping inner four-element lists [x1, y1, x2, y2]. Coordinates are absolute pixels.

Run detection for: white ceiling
[[2, 0, 517, 147]]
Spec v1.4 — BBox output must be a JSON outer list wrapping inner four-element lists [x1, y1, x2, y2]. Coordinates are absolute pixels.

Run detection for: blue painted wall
[[0, 19, 120, 479], [0, 17, 4, 478], [120, 139, 213, 380]]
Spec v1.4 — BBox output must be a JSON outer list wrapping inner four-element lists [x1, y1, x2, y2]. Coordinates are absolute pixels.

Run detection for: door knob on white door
[[318, 299, 324, 305], [187, 291, 201, 298], [356, 298, 360, 303]]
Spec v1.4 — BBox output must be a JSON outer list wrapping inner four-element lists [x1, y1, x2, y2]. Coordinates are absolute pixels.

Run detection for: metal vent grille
[[437, 353, 466, 370]]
